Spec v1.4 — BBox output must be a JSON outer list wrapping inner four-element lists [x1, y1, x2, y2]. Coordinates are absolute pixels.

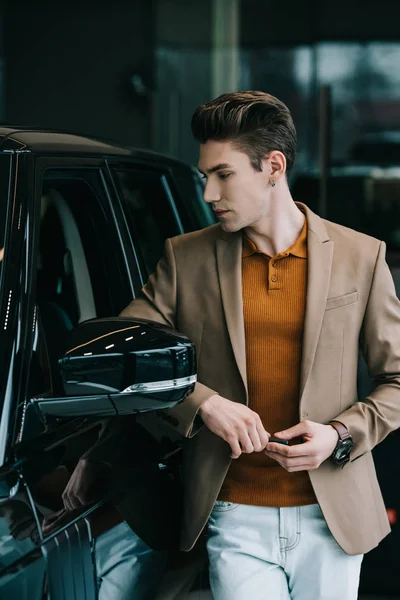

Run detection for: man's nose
[[203, 180, 221, 204]]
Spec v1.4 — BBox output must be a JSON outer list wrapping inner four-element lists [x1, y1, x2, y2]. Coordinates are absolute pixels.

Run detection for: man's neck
[[244, 193, 305, 257]]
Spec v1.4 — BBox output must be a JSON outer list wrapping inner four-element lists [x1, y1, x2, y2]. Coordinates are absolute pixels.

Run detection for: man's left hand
[[264, 421, 339, 472]]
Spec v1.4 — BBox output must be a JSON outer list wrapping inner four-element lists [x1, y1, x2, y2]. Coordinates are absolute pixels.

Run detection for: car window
[[169, 167, 216, 231], [112, 168, 182, 279], [36, 168, 133, 381], [0, 153, 12, 292]]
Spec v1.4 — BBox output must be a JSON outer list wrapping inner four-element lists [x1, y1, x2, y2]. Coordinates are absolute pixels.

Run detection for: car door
[[0, 154, 143, 599], [0, 151, 204, 600], [0, 150, 51, 599]]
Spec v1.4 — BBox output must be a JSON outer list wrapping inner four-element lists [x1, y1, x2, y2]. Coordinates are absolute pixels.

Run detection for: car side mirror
[[33, 317, 196, 418]]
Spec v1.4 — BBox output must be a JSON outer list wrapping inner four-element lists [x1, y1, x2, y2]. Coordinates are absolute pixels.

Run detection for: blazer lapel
[[216, 231, 248, 400], [298, 204, 334, 399]]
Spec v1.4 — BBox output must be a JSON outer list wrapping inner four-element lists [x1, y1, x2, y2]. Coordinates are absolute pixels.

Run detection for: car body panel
[[0, 127, 212, 599]]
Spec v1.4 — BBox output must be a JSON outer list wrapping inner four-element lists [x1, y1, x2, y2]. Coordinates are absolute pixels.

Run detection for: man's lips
[[214, 210, 229, 217]]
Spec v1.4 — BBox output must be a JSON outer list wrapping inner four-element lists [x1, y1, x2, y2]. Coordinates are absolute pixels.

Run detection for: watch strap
[[329, 420, 351, 441]]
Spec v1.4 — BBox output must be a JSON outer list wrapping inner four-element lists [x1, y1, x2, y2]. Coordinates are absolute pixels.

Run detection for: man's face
[[198, 140, 271, 232]]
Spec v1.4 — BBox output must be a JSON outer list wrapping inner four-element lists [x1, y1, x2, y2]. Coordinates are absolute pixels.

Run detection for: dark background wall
[[3, 0, 154, 147], [241, 0, 400, 45], [2, 0, 400, 159]]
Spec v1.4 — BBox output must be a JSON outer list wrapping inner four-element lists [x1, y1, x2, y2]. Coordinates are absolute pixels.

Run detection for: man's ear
[[264, 151, 286, 182]]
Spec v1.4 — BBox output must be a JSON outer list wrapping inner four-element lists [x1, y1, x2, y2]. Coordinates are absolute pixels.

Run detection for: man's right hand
[[199, 395, 270, 458]]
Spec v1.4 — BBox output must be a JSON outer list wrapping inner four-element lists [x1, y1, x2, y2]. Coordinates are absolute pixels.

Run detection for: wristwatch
[[329, 421, 353, 465]]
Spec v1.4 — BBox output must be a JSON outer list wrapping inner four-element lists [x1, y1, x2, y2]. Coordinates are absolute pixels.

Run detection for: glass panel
[[114, 168, 181, 278], [39, 170, 129, 322], [316, 42, 400, 166], [240, 41, 400, 173], [171, 167, 216, 230], [37, 169, 132, 390]]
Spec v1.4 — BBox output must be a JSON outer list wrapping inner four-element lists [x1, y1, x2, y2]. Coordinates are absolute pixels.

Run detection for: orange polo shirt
[[218, 216, 317, 507]]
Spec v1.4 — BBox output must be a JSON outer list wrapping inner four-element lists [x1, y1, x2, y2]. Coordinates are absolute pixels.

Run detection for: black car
[[0, 127, 214, 599]]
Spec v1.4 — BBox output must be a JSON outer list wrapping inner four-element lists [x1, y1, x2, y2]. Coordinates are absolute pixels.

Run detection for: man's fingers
[[265, 440, 312, 457], [265, 453, 311, 471], [274, 420, 314, 440], [255, 419, 270, 450], [265, 450, 310, 465], [229, 438, 242, 459], [246, 424, 265, 453], [285, 464, 314, 472], [226, 416, 268, 456], [239, 431, 255, 454], [265, 449, 321, 471]]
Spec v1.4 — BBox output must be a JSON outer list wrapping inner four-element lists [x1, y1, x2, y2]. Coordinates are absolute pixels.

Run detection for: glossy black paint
[[0, 126, 210, 599], [34, 317, 196, 416], [62, 318, 196, 391]]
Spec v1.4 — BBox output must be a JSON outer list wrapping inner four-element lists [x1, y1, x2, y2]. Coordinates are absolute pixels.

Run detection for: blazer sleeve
[[83, 238, 217, 464], [121, 237, 217, 438], [334, 241, 400, 461]]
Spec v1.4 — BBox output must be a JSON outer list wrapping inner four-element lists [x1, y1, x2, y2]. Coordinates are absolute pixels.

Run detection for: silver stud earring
[[270, 179, 276, 187]]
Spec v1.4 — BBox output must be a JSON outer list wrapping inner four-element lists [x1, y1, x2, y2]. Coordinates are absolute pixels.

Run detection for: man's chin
[[220, 220, 240, 233]]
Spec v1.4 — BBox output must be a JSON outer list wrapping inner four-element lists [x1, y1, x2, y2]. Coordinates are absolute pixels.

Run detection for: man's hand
[[264, 421, 339, 472], [62, 458, 113, 511], [199, 395, 270, 459]]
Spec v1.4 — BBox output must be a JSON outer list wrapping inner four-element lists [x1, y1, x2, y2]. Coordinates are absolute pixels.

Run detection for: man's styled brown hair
[[191, 91, 297, 175]]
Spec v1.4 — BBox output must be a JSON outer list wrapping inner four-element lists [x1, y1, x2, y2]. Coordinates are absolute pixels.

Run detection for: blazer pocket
[[325, 291, 358, 311]]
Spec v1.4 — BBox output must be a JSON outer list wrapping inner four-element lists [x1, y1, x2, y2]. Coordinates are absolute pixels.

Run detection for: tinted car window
[[113, 169, 182, 278], [170, 167, 215, 231], [37, 169, 133, 385]]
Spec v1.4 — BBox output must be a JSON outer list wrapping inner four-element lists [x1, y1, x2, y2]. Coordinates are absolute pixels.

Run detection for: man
[[66, 91, 400, 599]]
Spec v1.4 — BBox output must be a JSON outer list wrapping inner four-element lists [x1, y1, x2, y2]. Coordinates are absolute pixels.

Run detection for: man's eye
[[218, 173, 231, 180]]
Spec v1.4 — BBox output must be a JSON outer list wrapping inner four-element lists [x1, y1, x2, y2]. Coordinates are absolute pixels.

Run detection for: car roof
[[0, 126, 192, 170]]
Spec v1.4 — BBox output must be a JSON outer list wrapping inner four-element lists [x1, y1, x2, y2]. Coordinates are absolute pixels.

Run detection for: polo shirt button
[[271, 275, 277, 282], [272, 261, 277, 267]]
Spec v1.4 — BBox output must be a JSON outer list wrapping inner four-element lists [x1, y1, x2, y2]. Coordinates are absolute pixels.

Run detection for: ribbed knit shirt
[[218, 215, 317, 507]]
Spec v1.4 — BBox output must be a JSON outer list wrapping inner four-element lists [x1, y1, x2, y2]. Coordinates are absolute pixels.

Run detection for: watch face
[[335, 439, 353, 459]]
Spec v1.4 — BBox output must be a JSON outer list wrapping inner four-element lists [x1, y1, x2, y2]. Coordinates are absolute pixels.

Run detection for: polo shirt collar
[[242, 215, 307, 259]]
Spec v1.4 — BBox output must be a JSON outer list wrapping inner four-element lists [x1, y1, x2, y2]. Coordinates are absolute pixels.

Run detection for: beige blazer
[[120, 202, 400, 555]]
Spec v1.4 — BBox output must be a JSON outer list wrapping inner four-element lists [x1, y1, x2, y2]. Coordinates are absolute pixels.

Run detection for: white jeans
[[207, 503, 363, 600], [94, 521, 167, 600]]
